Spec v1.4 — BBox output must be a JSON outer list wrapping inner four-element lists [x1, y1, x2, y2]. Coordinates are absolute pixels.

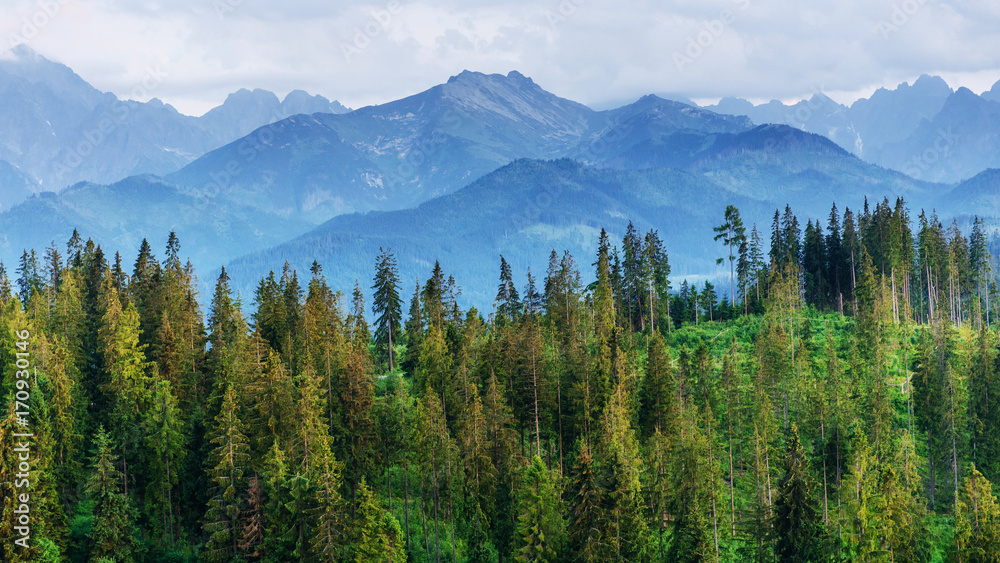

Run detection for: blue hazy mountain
[[198, 87, 349, 143], [224, 125, 938, 308], [0, 176, 306, 285], [0, 45, 349, 195], [848, 74, 953, 156], [703, 76, 955, 157], [704, 93, 859, 154], [699, 75, 1000, 183], [0, 70, 751, 280], [982, 80, 1000, 104], [0, 64, 993, 309], [0, 160, 39, 212], [936, 168, 1000, 222], [872, 88, 1000, 183], [166, 71, 752, 222]]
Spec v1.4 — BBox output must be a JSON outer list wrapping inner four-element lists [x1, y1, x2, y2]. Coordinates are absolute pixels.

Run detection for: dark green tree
[[85, 427, 141, 563], [372, 248, 403, 372], [771, 424, 824, 562], [514, 455, 565, 563], [203, 386, 251, 562]]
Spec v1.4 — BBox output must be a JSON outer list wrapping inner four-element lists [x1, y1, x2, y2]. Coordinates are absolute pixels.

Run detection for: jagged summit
[[984, 79, 1000, 103]]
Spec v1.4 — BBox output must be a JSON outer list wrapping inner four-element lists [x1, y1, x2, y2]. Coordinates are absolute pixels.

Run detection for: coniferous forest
[[5, 197, 1000, 562]]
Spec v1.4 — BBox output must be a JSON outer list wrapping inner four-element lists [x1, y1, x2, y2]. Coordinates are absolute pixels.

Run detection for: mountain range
[[0, 47, 998, 309], [0, 44, 348, 202], [702, 74, 1000, 184], [165, 71, 752, 223]]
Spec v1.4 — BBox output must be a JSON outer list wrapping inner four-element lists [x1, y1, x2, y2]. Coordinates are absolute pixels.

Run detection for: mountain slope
[[873, 88, 1000, 183], [0, 160, 39, 212], [226, 126, 939, 308], [982, 79, 1000, 104], [937, 168, 1000, 221], [167, 72, 753, 222], [225, 159, 769, 306], [704, 93, 858, 154], [689, 124, 935, 209], [848, 74, 953, 156], [0, 176, 308, 281], [0, 45, 349, 195]]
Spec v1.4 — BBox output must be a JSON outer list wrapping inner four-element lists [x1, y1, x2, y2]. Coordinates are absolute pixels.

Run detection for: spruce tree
[[143, 380, 185, 546], [567, 440, 608, 562], [85, 426, 140, 563], [372, 247, 403, 372], [954, 466, 1000, 562], [771, 424, 824, 562], [496, 255, 521, 326], [514, 455, 565, 563], [203, 386, 251, 562], [349, 478, 406, 563], [309, 433, 347, 562]]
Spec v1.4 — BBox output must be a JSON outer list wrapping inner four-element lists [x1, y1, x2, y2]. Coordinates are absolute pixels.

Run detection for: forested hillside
[[3, 197, 1000, 562]]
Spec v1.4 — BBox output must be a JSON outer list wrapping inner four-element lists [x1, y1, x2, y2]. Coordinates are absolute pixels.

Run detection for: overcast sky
[[2, 0, 999, 116]]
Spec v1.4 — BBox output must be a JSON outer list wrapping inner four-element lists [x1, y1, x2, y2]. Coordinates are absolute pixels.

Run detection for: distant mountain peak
[[945, 86, 985, 109], [430, 69, 593, 134], [7, 43, 39, 60], [0, 44, 83, 78], [912, 74, 952, 92], [630, 94, 689, 109], [447, 69, 487, 83], [445, 69, 537, 90], [806, 92, 843, 110], [224, 88, 281, 103], [282, 89, 350, 114], [506, 70, 531, 82], [984, 79, 1000, 103]]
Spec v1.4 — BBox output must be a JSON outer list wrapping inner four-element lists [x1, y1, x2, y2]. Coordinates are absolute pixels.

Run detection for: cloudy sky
[[2, 0, 999, 116]]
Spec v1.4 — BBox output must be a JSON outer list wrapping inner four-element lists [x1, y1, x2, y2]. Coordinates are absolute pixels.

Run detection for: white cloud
[[1, 0, 997, 115]]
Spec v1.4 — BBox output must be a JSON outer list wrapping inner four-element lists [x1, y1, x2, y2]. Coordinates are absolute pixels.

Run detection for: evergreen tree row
[[1, 195, 1000, 562]]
